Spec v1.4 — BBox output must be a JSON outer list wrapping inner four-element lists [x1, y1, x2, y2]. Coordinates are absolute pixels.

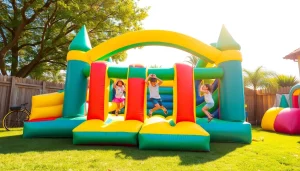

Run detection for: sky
[[117, 0, 300, 78]]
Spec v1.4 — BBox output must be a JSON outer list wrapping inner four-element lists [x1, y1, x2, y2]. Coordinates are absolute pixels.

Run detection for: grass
[[0, 127, 299, 171]]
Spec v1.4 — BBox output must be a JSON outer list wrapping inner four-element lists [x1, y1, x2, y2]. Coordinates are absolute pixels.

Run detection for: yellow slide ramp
[[30, 92, 64, 120]]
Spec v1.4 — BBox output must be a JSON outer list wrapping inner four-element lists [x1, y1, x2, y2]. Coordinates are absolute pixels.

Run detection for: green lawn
[[0, 127, 299, 171]]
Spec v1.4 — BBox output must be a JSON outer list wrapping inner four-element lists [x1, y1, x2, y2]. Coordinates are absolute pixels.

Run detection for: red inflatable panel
[[175, 63, 195, 123], [88, 62, 107, 120], [28, 117, 58, 122], [292, 95, 299, 108], [274, 108, 300, 134], [125, 78, 145, 122]]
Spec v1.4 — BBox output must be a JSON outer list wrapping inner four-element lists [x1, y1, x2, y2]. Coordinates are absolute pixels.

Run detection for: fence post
[[42, 81, 46, 94], [9, 76, 16, 107]]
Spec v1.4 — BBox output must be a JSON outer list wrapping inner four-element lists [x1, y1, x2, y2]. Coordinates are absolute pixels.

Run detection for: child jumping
[[199, 84, 214, 122], [145, 74, 168, 117], [112, 79, 126, 116]]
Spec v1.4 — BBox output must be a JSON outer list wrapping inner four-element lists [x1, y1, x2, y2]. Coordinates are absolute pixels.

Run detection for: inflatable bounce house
[[23, 25, 252, 151], [261, 48, 300, 135]]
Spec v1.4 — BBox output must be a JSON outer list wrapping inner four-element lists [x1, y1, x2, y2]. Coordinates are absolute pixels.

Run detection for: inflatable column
[[216, 26, 245, 122], [63, 26, 91, 118]]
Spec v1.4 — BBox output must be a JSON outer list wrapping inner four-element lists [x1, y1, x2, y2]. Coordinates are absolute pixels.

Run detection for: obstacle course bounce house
[[23, 25, 252, 151], [261, 84, 300, 134]]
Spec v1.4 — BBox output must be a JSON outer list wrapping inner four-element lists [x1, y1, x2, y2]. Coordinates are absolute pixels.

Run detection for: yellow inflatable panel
[[87, 30, 222, 63], [261, 107, 284, 131], [173, 65, 178, 123], [140, 117, 209, 136], [32, 92, 64, 108], [73, 120, 143, 132], [160, 80, 174, 87], [215, 50, 242, 65], [30, 105, 63, 120], [67, 50, 91, 64]]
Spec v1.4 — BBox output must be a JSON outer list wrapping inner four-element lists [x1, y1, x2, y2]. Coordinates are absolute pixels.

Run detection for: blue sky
[[117, 0, 300, 78]]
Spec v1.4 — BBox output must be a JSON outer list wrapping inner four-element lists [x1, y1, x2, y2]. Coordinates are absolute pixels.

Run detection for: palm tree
[[243, 66, 277, 124], [149, 64, 162, 68], [185, 55, 199, 67], [276, 74, 299, 87]]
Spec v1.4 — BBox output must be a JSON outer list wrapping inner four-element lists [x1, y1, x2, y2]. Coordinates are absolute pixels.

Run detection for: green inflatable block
[[69, 25, 92, 52], [138, 133, 210, 151], [216, 25, 241, 51], [73, 132, 139, 145], [108, 67, 128, 79], [196, 118, 252, 144], [82, 65, 90, 77], [128, 67, 146, 79], [279, 95, 289, 108], [23, 117, 86, 138], [194, 68, 223, 79], [148, 68, 174, 80]]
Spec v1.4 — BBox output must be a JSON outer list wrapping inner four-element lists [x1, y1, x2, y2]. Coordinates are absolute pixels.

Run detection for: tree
[[185, 55, 199, 67], [149, 64, 162, 68], [243, 66, 277, 124], [276, 74, 299, 87], [0, 0, 149, 79]]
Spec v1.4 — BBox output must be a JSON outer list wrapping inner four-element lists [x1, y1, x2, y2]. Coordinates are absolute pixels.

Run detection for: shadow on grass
[[115, 142, 245, 165], [0, 134, 246, 166]]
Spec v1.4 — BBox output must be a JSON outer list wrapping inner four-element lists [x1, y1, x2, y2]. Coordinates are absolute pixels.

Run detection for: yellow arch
[[86, 30, 223, 63]]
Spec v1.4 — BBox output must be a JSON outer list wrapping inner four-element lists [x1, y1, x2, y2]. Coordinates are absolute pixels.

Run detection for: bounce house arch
[[86, 30, 222, 63]]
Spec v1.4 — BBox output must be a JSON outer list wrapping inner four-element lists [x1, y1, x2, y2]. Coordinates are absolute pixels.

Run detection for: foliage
[[276, 74, 299, 87], [149, 64, 162, 68], [0, 0, 149, 80], [184, 55, 199, 67], [0, 127, 300, 170], [243, 66, 277, 91], [243, 66, 277, 123]]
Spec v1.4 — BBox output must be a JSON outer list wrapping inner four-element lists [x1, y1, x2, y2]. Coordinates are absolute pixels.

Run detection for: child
[[112, 79, 126, 116], [199, 84, 214, 122], [145, 74, 168, 117]]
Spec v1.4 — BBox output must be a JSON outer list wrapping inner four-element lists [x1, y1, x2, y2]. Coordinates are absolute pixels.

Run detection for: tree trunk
[[11, 44, 19, 76], [253, 86, 257, 125], [0, 53, 7, 75], [16, 59, 40, 78]]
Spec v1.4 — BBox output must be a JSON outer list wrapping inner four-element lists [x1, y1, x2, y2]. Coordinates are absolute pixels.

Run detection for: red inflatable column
[[125, 67, 147, 122], [292, 95, 299, 108], [87, 62, 107, 120], [175, 63, 195, 123]]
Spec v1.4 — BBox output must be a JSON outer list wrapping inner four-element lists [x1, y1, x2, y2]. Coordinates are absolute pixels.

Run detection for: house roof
[[283, 48, 300, 61]]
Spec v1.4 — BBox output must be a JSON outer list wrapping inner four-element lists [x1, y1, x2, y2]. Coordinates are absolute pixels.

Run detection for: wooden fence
[[0, 76, 64, 126], [245, 87, 292, 125]]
